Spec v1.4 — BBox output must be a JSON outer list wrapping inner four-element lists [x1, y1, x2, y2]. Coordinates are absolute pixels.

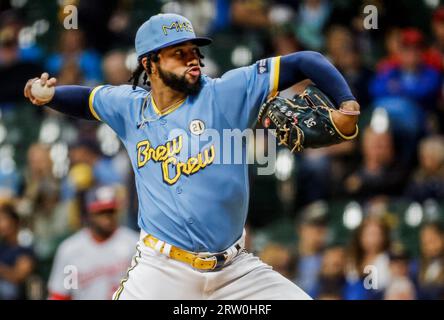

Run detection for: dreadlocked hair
[[128, 49, 206, 90], [129, 52, 159, 89]]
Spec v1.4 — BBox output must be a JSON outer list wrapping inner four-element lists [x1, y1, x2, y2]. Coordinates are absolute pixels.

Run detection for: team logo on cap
[[189, 119, 205, 135], [162, 21, 194, 35]]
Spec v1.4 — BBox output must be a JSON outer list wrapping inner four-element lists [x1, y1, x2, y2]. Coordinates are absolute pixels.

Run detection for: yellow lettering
[[147, 148, 155, 161], [137, 136, 215, 185], [137, 140, 150, 168], [172, 135, 183, 155], [196, 152, 205, 169], [162, 21, 193, 35], [162, 22, 177, 35], [184, 157, 198, 175], [204, 145, 216, 165], [177, 162, 186, 177], [162, 157, 181, 185], [155, 146, 167, 162]]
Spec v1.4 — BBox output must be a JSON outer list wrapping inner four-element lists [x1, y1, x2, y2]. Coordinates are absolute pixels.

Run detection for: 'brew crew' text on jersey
[[89, 57, 281, 253]]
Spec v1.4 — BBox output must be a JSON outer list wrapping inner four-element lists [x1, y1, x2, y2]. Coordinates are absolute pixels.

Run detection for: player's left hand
[[331, 100, 360, 136]]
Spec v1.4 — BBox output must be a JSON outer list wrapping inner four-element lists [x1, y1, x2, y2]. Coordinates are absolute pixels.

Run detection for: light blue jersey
[[89, 57, 281, 252]]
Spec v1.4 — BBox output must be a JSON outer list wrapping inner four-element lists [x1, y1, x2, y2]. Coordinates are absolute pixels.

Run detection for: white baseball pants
[[112, 234, 312, 300]]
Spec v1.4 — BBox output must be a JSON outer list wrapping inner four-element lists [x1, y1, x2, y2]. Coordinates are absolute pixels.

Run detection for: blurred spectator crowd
[[1, 0, 444, 300]]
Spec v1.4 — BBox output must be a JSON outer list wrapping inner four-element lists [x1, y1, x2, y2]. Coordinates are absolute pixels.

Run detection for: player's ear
[[150, 62, 157, 75], [141, 57, 149, 72], [145, 58, 158, 75]]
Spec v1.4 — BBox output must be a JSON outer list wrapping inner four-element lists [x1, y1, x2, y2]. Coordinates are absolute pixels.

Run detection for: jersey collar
[[151, 95, 187, 116]]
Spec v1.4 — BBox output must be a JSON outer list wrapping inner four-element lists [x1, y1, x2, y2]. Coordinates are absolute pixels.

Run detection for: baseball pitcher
[[24, 13, 360, 299]]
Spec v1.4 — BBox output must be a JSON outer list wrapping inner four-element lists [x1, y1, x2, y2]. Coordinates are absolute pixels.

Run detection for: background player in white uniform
[[25, 13, 359, 299], [47, 185, 138, 300]]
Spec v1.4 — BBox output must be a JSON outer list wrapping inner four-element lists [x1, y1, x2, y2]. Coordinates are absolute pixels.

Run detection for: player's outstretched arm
[[279, 51, 360, 136], [24, 73, 97, 120], [24, 72, 57, 105]]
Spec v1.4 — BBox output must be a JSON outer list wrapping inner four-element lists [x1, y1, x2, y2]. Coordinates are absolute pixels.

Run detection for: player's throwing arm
[[24, 73, 57, 106]]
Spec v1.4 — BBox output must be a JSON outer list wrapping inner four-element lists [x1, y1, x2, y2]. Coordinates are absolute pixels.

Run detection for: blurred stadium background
[[1, 0, 444, 300]]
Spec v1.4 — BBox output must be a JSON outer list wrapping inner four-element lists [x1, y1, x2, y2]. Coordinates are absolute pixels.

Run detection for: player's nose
[[187, 56, 199, 67], [185, 50, 200, 67]]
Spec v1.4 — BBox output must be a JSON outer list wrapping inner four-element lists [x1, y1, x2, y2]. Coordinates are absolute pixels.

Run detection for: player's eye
[[193, 48, 201, 56], [194, 48, 204, 59]]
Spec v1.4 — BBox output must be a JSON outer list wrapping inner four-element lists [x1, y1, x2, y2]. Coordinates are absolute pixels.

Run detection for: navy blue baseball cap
[[135, 13, 212, 59]]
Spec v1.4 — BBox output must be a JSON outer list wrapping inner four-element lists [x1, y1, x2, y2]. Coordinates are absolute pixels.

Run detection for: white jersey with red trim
[[48, 227, 138, 300]]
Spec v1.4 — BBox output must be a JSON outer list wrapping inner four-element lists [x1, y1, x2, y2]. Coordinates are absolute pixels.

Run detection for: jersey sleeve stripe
[[268, 56, 281, 99], [88, 85, 104, 121]]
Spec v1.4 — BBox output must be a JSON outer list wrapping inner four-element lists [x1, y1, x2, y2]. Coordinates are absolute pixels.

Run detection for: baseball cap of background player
[[85, 185, 119, 214], [400, 28, 424, 48], [433, 6, 444, 24], [298, 200, 329, 226], [135, 13, 212, 58]]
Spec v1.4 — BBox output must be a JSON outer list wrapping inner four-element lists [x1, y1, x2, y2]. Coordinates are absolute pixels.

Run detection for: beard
[[89, 215, 116, 240], [157, 65, 202, 96], [90, 223, 115, 240]]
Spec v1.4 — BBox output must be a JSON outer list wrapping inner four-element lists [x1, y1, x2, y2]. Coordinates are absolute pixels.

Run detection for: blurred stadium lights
[[59, 124, 78, 144], [6, 127, 21, 145], [50, 142, 69, 178], [0, 145, 16, 176], [0, 123, 7, 144], [10, 0, 28, 8], [370, 107, 390, 134], [18, 228, 34, 247], [423, 199, 441, 222], [39, 119, 61, 144], [19, 19, 50, 49], [49, 142, 68, 161], [424, 0, 440, 9], [0, 157, 16, 176], [0, 187, 14, 199], [0, 144, 15, 160], [268, 5, 294, 25], [18, 26, 37, 49], [231, 46, 253, 67], [274, 148, 294, 181], [16, 198, 32, 217], [342, 201, 363, 230], [160, 0, 215, 35], [57, 0, 67, 7], [161, 1, 182, 14], [33, 19, 50, 36], [125, 50, 139, 73], [251, 230, 271, 254], [97, 124, 120, 156], [405, 202, 424, 227], [201, 56, 219, 78]]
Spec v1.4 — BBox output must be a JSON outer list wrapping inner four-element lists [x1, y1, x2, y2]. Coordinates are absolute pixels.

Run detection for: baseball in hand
[[31, 79, 55, 102]]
